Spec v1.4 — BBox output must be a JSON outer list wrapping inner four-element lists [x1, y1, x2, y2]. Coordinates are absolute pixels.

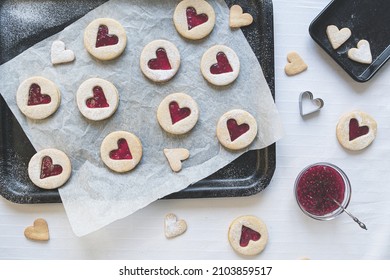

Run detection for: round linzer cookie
[[173, 0, 216, 40], [76, 78, 119, 121], [100, 131, 143, 173], [201, 45, 240, 86], [336, 111, 377, 151], [140, 40, 181, 82], [217, 109, 257, 150], [16, 76, 61, 120], [28, 148, 72, 190], [228, 215, 268, 256], [84, 18, 127, 61], [157, 92, 199, 135]]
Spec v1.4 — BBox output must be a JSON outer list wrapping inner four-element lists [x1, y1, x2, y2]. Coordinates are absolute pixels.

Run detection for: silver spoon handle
[[330, 197, 367, 230]]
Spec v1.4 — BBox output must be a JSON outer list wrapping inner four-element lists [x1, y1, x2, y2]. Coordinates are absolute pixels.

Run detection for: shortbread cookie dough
[[24, 218, 50, 241], [28, 148, 72, 190], [217, 109, 257, 150], [285, 51, 308, 76], [336, 111, 377, 151], [164, 213, 187, 238], [16, 76, 61, 120], [157, 93, 199, 135], [76, 78, 119, 121], [100, 131, 143, 173], [348, 40, 372, 64], [140, 40, 181, 82], [228, 215, 268, 256], [51, 40, 75, 65], [164, 148, 190, 172], [326, 25, 351, 50], [84, 18, 127, 61], [229, 4, 253, 28], [173, 0, 216, 40], [201, 45, 240, 86]]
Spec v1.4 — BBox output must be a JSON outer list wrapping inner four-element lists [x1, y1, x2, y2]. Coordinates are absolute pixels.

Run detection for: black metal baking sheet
[[309, 0, 390, 82], [0, 0, 276, 203]]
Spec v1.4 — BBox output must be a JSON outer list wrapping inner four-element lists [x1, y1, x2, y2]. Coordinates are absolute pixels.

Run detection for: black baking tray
[[309, 0, 390, 82], [0, 0, 276, 203]]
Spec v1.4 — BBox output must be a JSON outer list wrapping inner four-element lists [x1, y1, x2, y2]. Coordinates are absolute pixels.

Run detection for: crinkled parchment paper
[[0, 0, 283, 236]]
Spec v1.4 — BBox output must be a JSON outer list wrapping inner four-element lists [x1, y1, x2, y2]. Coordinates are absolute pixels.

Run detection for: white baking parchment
[[0, 0, 283, 236]]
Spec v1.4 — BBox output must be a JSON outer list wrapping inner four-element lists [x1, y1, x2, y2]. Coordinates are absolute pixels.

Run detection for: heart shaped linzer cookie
[[348, 40, 372, 64], [326, 25, 351, 50], [229, 5, 253, 28], [164, 213, 187, 238], [285, 51, 308, 76], [24, 218, 50, 241]]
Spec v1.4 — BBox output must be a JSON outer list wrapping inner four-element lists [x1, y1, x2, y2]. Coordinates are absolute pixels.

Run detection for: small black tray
[[0, 0, 276, 203], [309, 0, 390, 82]]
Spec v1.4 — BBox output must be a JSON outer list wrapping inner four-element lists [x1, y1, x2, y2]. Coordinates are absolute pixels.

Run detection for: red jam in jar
[[295, 163, 350, 218]]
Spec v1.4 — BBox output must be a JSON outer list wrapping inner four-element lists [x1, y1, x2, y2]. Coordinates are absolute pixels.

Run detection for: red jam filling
[[27, 83, 51, 106], [147, 48, 172, 70], [86, 86, 110, 108], [210, 52, 233, 75], [40, 156, 63, 179], [349, 118, 369, 141], [239, 225, 261, 247], [109, 138, 133, 160], [296, 164, 345, 216], [186, 7, 208, 30], [95, 25, 119, 48], [227, 119, 249, 142], [169, 101, 191, 125]]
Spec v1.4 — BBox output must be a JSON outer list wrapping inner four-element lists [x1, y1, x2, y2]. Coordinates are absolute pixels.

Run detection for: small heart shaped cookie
[[24, 218, 49, 241], [348, 40, 372, 64], [164, 148, 190, 172], [285, 51, 308, 76], [164, 213, 187, 238], [229, 5, 253, 28], [326, 25, 351, 49], [51, 40, 75, 65]]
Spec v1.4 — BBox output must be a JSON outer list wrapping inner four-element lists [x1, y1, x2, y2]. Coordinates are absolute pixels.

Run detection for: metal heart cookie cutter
[[299, 91, 324, 117]]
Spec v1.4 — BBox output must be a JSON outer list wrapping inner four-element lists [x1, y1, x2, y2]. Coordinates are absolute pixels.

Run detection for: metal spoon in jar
[[328, 197, 367, 230]]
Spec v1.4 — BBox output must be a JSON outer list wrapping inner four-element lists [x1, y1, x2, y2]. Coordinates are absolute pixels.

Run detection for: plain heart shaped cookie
[[299, 91, 324, 117], [51, 40, 75, 65], [164, 213, 187, 238], [285, 51, 308, 76], [173, 0, 216, 40], [336, 111, 377, 151], [229, 5, 253, 28], [348, 40, 372, 64], [326, 25, 351, 50], [100, 131, 143, 173], [228, 215, 268, 256], [24, 218, 49, 241], [164, 148, 190, 172]]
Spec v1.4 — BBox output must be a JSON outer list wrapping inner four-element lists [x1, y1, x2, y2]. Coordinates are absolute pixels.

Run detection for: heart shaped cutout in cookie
[[95, 25, 119, 48], [109, 138, 133, 160], [27, 83, 51, 106], [229, 5, 253, 28], [239, 225, 261, 247], [326, 25, 351, 50], [24, 218, 49, 241], [169, 101, 191, 124], [186, 7, 208, 30], [227, 119, 249, 142], [348, 40, 372, 64], [164, 148, 190, 172], [165, 213, 187, 238], [210, 52, 233, 74], [86, 86, 110, 108], [349, 118, 369, 141], [285, 51, 308, 76], [51, 40, 75, 65], [299, 91, 324, 116], [148, 48, 172, 70], [40, 156, 63, 179]]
